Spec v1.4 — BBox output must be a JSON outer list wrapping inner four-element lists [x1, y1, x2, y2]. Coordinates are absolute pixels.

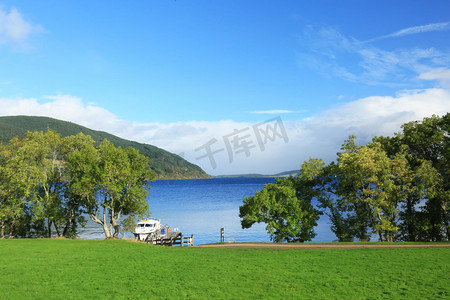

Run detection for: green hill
[[0, 115, 210, 179]]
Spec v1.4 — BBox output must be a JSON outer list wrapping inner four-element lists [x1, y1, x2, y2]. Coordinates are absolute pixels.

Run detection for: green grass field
[[0, 239, 448, 299]]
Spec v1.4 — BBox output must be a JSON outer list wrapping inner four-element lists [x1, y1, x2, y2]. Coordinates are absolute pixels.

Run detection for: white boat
[[133, 219, 162, 241], [133, 219, 180, 242]]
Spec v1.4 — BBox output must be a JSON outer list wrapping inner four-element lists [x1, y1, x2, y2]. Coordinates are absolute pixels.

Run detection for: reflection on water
[[79, 178, 335, 244]]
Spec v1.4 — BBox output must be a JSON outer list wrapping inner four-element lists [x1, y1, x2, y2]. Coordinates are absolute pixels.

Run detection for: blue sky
[[0, 1, 449, 175]]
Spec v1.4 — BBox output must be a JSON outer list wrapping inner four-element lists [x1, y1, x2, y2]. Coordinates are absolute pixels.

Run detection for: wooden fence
[[146, 234, 194, 247]]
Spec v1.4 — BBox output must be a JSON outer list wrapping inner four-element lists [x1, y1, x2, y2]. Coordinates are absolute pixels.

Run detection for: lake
[[80, 177, 336, 244]]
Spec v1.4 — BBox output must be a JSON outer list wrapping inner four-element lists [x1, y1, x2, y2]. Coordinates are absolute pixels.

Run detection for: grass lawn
[[0, 239, 448, 299]]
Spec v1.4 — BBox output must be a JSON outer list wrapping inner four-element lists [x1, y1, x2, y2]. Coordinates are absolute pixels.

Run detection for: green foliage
[[0, 239, 449, 299], [0, 115, 210, 179], [337, 141, 400, 241], [0, 130, 153, 239], [240, 113, 449, 243], [0, 141, 28, 237], [86, 140, 153, 238], [240, 172, 321, 243], [18, 130, 81, 238], [399, 114, 449, 241], [303, 161, 358, 242]]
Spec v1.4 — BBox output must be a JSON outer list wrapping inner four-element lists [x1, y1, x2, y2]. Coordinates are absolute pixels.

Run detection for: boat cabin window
[[138, 223, 156, 228]]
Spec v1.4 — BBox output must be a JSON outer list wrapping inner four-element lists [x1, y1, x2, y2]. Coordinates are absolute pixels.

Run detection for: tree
[[308, 161, 358, 242], [334, 136, 373, 241], [0, 138, 36, 238], [374, 114, 448, 241], [70, 139, 153, 238], [65, 133, 100, 236], [240, 115, 448, 243], [0, 130, 153, 239], [399, 114, 449, 241], [15, 130, 87, 238], [240, 165, 321, 243], [398, 159, 441, 241], [337, 138, 404, 242]]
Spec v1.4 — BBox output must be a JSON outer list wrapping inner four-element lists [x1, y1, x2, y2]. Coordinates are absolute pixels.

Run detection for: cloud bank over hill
[[1, 71, 449, 175]]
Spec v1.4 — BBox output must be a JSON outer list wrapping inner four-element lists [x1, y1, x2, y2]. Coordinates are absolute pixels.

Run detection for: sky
[[0, 1, 449, 175]]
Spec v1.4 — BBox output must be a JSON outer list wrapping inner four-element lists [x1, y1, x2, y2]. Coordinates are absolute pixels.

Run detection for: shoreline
[[198, 242, 450, 249]]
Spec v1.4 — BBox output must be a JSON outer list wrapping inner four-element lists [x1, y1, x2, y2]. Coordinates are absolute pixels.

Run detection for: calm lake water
[[80, 177, 335, 244]]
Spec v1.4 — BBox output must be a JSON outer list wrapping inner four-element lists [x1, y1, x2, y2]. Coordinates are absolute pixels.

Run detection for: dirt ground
[[198, 243, 450, 249]]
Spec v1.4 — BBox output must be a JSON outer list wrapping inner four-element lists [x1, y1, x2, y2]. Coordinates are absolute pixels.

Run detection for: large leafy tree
[[23, 130, 67, 237], [333, 137, 374, 241], [0, 138, 38, 238], [240, 163, 321, 243], [0, 130, 153, 239], [375, 114, 449, 241], [336, 138, 426, 242], [70, 139, 153, 238], [338, 141, 390, 241], [15, 130, 88, 238], [65, 133, 100, 228], [400, 114, 449, 240], [240, 115, 448, 243], [305, 160, 358, 242]]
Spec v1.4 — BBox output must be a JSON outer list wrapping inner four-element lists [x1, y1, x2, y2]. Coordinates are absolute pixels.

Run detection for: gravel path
[[197, 243, 450, 249]]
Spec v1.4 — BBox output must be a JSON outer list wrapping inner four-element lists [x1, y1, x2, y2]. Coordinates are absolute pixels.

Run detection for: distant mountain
[[215, 170, 299, 178], [273, 170, 299, 177], [0, 116, 210, 180]]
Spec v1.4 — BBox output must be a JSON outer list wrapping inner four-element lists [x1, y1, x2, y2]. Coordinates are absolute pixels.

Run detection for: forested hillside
[[0, 116, 210, 179]]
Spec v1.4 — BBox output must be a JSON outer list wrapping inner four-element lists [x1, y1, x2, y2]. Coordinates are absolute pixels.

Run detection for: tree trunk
[[441, 199, 449, 241], [0, 220, 4, 238], [376, 210, 383, 242], [378, 230, 383, 242], [9, 220, 15, 238], [109, 205, 114, 238], [112, 210, 122, 238], [62, 209, 75, 237], [62, 219, 71, 238], [89, 206, 111, 238], [405, 198, 416, 241], [102, 207, 110, 238], [47, 218, 52, 238], [89, 214, 111, 238], [387, 233, 393, 242], [54, 221, 61, 237]]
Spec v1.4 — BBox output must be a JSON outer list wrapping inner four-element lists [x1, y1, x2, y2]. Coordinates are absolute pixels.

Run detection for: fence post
[[180, 235, 184, 247]]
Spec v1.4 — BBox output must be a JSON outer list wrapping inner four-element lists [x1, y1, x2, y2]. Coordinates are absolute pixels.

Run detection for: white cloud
[[418, 68, 450, 88], [370, 22, 450, 42], [251, 110, 297, 114], [299, 26, 450, 86], [0, 6, 44, 49], [0, 95, 125, 133], [1, 88, 449, 175], [306, 88, 450, 142]]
